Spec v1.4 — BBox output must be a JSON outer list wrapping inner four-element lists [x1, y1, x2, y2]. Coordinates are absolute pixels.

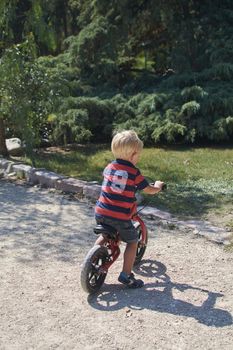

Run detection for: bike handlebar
[[133, 183, 167, 217]]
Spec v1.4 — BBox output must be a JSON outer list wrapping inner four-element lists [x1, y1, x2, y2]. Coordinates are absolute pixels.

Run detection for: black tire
[[134, 222, 148, 266], [81, 245, 109, 294]]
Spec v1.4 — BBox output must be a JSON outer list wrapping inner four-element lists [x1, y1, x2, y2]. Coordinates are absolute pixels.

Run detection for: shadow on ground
[[0, 180, 95, 263], [88, 259, 233, 328]]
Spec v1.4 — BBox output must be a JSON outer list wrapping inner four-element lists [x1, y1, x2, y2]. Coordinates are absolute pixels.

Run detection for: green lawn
[[27, 145, 233, 225]]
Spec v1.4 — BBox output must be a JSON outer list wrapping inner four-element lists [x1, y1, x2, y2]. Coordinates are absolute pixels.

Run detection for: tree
[[1, 0, 233, 148], [0, 118, 8, 156]]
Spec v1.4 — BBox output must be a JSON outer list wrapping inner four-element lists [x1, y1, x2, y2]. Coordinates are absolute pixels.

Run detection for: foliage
[[67, 16, 117, 79], [0, 35, 54, 155], [1, 0, 233, 147], [0, 0, 79, 54], [49, 96, 116, 145]]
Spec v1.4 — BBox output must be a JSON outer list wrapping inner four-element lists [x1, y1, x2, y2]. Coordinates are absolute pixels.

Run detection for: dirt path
[[0, 180, 233, 350]]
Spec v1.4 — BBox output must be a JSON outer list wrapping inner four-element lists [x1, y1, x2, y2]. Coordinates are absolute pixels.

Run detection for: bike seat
[[94, 224, 118, 239]]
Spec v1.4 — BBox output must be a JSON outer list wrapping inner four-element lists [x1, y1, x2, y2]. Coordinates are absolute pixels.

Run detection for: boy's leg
[[122, 241, 137, 275], [118, 241, 144, 288], [94, 234, 106, 246], [96, 218, 144, 288]]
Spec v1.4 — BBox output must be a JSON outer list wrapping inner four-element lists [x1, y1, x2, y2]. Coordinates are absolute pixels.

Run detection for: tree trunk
[[0, 118, 8, 157]]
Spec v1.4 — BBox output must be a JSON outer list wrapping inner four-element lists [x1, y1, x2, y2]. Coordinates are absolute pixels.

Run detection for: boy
[[95, 130, 164, 288]]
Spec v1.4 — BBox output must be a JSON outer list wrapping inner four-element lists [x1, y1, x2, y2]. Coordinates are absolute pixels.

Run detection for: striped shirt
[[95, 159, 149, 221]]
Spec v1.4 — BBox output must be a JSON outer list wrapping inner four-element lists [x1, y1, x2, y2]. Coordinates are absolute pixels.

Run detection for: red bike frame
[[99, 204, 147, 273]]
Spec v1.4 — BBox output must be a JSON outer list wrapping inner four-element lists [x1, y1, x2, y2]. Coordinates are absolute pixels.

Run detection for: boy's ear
[[130, 151, 137, 160]]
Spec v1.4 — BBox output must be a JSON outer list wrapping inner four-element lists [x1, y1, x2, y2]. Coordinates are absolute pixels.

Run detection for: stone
[[0, 159, 14, 173], [28, 169, 64, 188], [56, 178, 87, 194], [83, 184, 101, 200], [138, 206, 172, 220], [6, 138, 24, 156], [12, 164, 33, 180]]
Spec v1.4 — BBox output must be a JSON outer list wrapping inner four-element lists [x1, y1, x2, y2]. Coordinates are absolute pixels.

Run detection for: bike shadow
[[87, 259, 233, 328]]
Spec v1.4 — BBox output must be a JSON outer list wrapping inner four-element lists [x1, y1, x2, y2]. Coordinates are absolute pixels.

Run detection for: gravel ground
[[0, 179, 233, 350]]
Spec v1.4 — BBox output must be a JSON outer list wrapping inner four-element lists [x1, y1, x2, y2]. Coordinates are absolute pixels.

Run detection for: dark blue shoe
[[118, 272, 144, 288]]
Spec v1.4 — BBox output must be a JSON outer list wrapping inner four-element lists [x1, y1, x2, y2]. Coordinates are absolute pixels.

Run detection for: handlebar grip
[[150, 183, 167, 191]]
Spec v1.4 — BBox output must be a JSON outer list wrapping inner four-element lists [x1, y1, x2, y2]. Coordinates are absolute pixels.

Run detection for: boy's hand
[[143, 181, 165, 194], [153, 181, 165, 191]]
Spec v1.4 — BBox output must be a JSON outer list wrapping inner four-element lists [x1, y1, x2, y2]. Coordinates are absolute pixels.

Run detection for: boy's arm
[[142, 181, 164, 195]]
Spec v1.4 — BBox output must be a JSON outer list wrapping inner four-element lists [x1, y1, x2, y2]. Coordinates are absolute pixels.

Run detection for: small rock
[[6, 138, 24, 156]]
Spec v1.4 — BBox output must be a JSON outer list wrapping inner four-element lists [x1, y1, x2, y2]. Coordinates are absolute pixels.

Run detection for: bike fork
[[101, 243, 121, 272]]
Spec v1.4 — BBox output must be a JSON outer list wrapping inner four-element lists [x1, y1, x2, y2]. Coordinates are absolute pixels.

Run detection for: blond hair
[[111, 130, 143, 159]]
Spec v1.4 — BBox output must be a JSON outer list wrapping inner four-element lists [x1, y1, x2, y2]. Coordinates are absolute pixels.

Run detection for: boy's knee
[[126, 241, 137, 248]]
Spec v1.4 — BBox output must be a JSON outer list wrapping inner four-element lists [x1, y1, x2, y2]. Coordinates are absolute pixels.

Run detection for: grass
[[25, 144, 233, 225], [140, 146, 233, 219]]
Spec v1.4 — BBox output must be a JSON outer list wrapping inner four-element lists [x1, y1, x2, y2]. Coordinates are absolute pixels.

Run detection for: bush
[[50, 96, 115, 144]]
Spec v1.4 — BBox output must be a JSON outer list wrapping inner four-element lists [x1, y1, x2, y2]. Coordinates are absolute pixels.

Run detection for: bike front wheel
[[81, 245, 109, 294], [134, 222, 148, 266]]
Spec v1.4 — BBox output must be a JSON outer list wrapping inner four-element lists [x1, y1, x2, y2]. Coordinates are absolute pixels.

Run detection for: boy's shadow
[[88, 259, 233, 328]]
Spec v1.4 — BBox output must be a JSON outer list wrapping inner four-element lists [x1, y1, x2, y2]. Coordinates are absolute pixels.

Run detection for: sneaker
[[118, 272, 144, 288]]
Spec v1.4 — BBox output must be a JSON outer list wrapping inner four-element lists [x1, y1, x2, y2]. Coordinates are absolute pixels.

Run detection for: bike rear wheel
[[134, 222, 148, 266], [81, 245, 109, 294]]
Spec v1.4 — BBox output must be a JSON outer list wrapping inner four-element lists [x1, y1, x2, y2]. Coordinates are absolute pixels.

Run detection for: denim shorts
[[95, 216, 138, 243]]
